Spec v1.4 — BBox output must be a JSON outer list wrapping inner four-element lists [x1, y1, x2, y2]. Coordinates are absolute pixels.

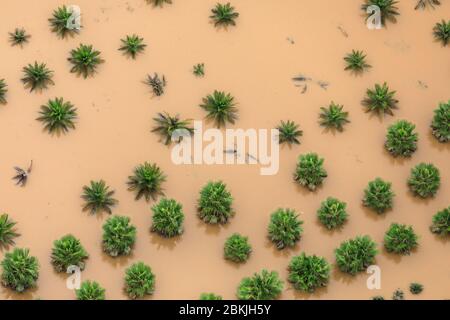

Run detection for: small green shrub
[[1, 248, 39, 292], [317, 197, 348, 230], [127, 162, 166, 201], [319, 102, 350, 131], [200, 90, 238, 128], [76, 280, 105, 300], [124, 262, 155, 299], [277, 120, 303, 145], [335, 236, 377, 275], [82, 180, 117, 215], [288, 253, 330, 293], [49, 5, 78, 38], [0, 213, 19, 247], [198, 181, 234, 224], [146, 73, 166, 96], [237, 270, 283, 300], [102, 216, 137, 257], [146, 0, 172, 7], [152, 112, 193, 145], [37, 97, 77, 134], [433, 20, 450, 46], [430, 206, 450, 236], [408, 163, 440, 198], [268, 208, 303, 249], [410, 282, 423, 294], [151, 198, 184, 237], [385, 120, 418, 157], [363, 178, 395, 214], [344, 50, 371, 73], [224, 233, 252, 263], [22, 62, 54, 92], [68, 44, 104, 78], [384, 223, 418, 255], [119, 35, 146, 59], [430, 101, 450, 143], [9, 28, 30, 46], [362, 0, 399, 26], [200, 293, 222, 300], [210, 3, 239, 27], [362, 83, 398, 116], [51, 234, 89, 272], [0, 79, 7, 104], [193, 63, 205, 77], [372, 296, 384, 300], [294, 153, 327, 191], [392, 289, 404, 300]]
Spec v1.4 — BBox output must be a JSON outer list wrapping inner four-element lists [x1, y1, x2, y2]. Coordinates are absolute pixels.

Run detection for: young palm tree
[[49, 5, 79, 38], [415, 0, 441, 10], [362, 83, 398, 116], [152, 112, 193, 145], [0, 214, 20, 247], [433, 20, 450, 46], [146, 0, 172, 7], [37, 97, 77, 134], [319, 102, 350, 131], [9, 28, 31, 47], [81, 180, 117, 215], [76, 280, 105, 300], [68, 44, 104, 78], [344, 50, 371, 73], [200, 90, 238, 127], [21, 62, 54, 92], [0, 79, 7, 104], [127, 162, 166, 201], [1, 248, 39, 292], [51, 234, 89, 272], [119, 35, 146, 59], [362, 0, 399, 26], [210, 3, 239, 27], [146, 73, 166, 96], [276, 120, 303, 145], [193, 63, 205, 77]]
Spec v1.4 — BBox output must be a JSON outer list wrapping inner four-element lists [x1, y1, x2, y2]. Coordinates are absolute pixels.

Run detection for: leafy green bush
[[151, 198, 184, 237], [430, 206, 450, 236], [372, 295, 384, 300], [37, 97, 77, 134], [49, 5, 78, 38], [408, 163, 440, 198], [344, 50, 371, 73], [319, 102, 350, 131], [152, 112, 193, 145], [433, 20, 450, 46], [362, 83, 398, 116], [362, 0, 399, 26], [0, 213, 19, 247], [124, 262, 155, 299], [409, 282, 423, 294], [268, 208, 303, 249], [385, 120, 418, 157], [237, 270, 283, 300], [68, 44, 104, 78], [198, 181, 234, 224], [430, 101, 449, 143], [363, 178, 395, 214], [384, 223, 418, 255], [200, 90, 238, 128], [317, 197, 348, 230], [335, 236, 377, 275], [51, 234, 89, 272], [119, 34, 146, 59], [210, 3, 239, 27], [277, 120, 303, 145], [1, 248, 39, 292], [224, 233, 252, 263], [22, 62, 54, 92], [193, 63, 205, 77], [294, 153, 327, 191], [9, 28, 30, 46], [0, 79, 7, 104], [76, 280, 105, 300], [82, 180, 117, 215], [288, 253, 330, 293], [102, 216, 137, 257], [392, 289, 404, 300], [200, 293, 222, 300], [127, 162, 166, 201]]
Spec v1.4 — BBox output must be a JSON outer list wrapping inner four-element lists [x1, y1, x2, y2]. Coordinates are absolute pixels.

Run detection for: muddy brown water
[[0, 0, 449, 300]]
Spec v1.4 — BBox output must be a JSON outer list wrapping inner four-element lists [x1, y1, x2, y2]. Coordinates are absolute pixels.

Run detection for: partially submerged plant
[[49, 5, 79, 38], [210, 3, 239, 27], [119, 35, 146, 59], [384, 223, 418, 255], [408, 163, 440, 198], [288, 253, 330, 293], [385, 120, 418, 157], [193, 63, 205, 77], [82, 180, 117, 215], [151, 198, 184, 237], [363, 178, 395, 214], [152, 112, 193, 145], [200, 90, 238, 128], [200, 293, 222, 300], [392, 289, 404, 300], [429, 206, 450, 236], [319, 102, 350, 131], [363, 83, 398, 116], [344, 50, 371, 73], [21, 62, 54, 92], [198, 181, 234, 224], [294, 153, 327, 191], [433, 20, 450, 46], [335, 236, 377, 275], [415, 0, 441, 10], [268, 208, 303, 250], [277, 120, 303, 145], [51, 234, 89, 272], [237, 270, 283, 300], [362, 0, 399, 26], [9, 28, 30, 46], [430, 101, 450, 143], [124, 262, 155, 299], [0, 214, 19, 247], [102, 216, 137, 257], [127, 162, 166, 201], [372, 296, 385, 300], [68, 44, 104, 78], [76, 280, 105, 300], [317, 197, 348, 230], [0, 79, 7, 104], [409, 283, 423, 295], [146, 73, 166, 97], [146, 0, 172, 7], [12, 161, 33, 187], [37, 97, 77, 134], [224, 233, 252, 263], [1, 248, 39, 292]]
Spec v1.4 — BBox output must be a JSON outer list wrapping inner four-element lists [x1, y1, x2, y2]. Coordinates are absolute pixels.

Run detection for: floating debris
[[337, 25, 349, 38], [12, 160, 33, 187], [317, 81, 329, 90], [415, 0, 441, 10], [292, 74, 329, 93], [286, 37, 295, 44], [418, 80, 428, 89]]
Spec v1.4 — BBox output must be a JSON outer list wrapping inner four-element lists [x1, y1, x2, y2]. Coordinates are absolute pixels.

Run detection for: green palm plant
[[237, 270, 283, 300], [288, 253, 330, 293], [319, 102, 350, 131], [119, 35, 146, 59], [317, 197, 348, 230], [335, 236, 378, 275], [294, 153, 327, 191], [210, 3, 239, 27], [146, 73, 167, 97], [362, 83, 398, 116], [193, 63, 205, 77], [102, 216, 137, 257], [344, 50, 371, 73], [200, 293, 222, 300], [198, 181, 234, 224], [408, 163, 440, 198], [9, 28, 31, 46], [82, 180, 117, 215], [384, 223, 418, 255], [21, 62, 54, 92], [49, 5, 79, 38], [410, 282, 424, 294], [363, 178, 395, 214], [0, 79, 7, 104], [433, 20, 450, 46], [385, 120, 418, 157], [51, 235, 89, 272], [1, 248, 39, 292], [124, 262, 155, 299], [200, 90, 238, 127], [362, 0, 399, 26], [152, 112, 193, 145], [392, 289, 404, 300], [0, 214, 20, 247], [224, 233, 252, 263], [430, 101, 450, 143], [37, 97, 77, 134], [146, 0, 172, 6], [415, 0, 441, 9], [430, 206, 450, 236], [151, 198, 184, 237], [268, 208, 303, 250], [76, 280, 105, 300], [127, 162, 166, 201], [276, 120, 303, 145], [68, 44, 104, 78]]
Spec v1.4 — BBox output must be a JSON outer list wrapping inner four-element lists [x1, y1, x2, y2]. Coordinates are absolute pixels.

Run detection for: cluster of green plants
[[288, 253, 330, 293], [37, 97, 77, 135], [124, 262, 155, 299], [22, 62, 54, 92], [430, 101, 450, 143], [268, 209, 303, 250], [0, 79, 7, 104], [152, 112, 193, 145], [294, 153, 327, 191], [1, 248, 39, 292], [119, 35, 146, 59], [49, 5, 79, 38], [151, 198, 184, 237], [224, 233, 252, 263], [198, 181, 234, 224], [408, 163, 440, 198], [237, 270, 283, 300], [317, 197, 348, 230], [430, 206, 450, 236], [319, 102, 350, 131], [68, 44, 104, 78], [127, 162, 166, 201], [210, 3, 239, 27], [200, 90, 238, 128], [76, 280, 105, 300], [51, 234, 89, 272], [363, 178, 395, 214], [344, 50, 371, 73], [384, 223, 418, 255], [9, 28, 30, 46], [81, 180, 117, 215], [0, 213, 19, 247], [362, 0, 399, 26], [335, 236, 377, 275], [102, 216, 137, 257], [277, 120, 303, 145], [433, 20, 450, 46], [362, 83, 398, 116], [200, 293, 222, 300], [385, 120, 418, 157]]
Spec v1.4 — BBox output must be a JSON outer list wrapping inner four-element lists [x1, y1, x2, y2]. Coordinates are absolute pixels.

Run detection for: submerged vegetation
[[76, 280, 105, 300], [0, 214, 19, 247], [200, 293, 223, 300], [430, 207, 450, 236], [151, 198, 184, 237], [415, 0, 441, 10], [1, 248, 39, 292], [344, 50, 371, 73], [82, 180, 117, 215], [294, 153, 327, 191], [362, 0, 399, 26], [363, 83, 398, 116], [51, 235, 89, 272], [21, 62, 54, 92], [68, 44, 104, 78], [146, 73, 166, 97], [193, 63, 205, 77], [119, 35, 146, 59], [224, 233, 252, 263], [124, 262, 155, 299], [335, 236, 377, 275], [431, 101, 450, 143], [409, 282, 423, 295], [268, 208, 303, 250], [384, 223, 418, 255], [317, 197, 348, 230], [9, 28, 30, 46], [200, 90, 238, 128], [37, 97, 77, 134], [127, 162, 166, 201], [392, 289, 404, 300], [277, 120, 303, 145], [363, 178, 395, 214], [198, 181, 234, 224], [0, 79, 6, 104], [49, 5, 79, 38], [152, 112, 193, 145], [237, 270, 283, 300], [433, 20, 450, 46], [210, 3, 239, 27], [288, 253, 330, 293], [146, 0, 172, 7], [319, 102, 350, 131], [408, 163, 440, 198], [102, 216, 137, 257], [385, 120, 418, 157]]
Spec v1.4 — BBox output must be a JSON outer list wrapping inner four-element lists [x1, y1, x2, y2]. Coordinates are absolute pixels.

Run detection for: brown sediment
[[0, 0, 449, 300]]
